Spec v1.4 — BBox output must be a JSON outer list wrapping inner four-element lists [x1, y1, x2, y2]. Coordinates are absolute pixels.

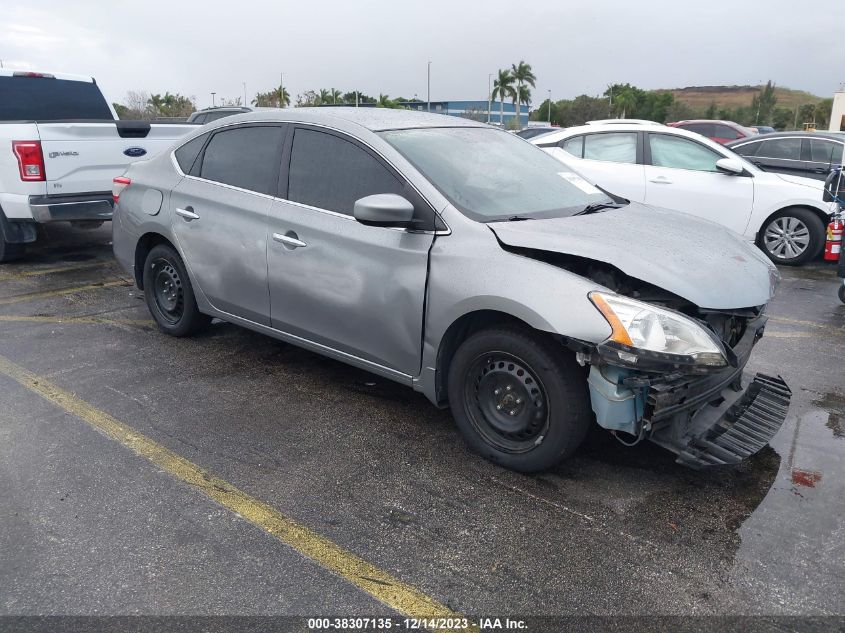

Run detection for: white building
[[830, 89, 845, 132]]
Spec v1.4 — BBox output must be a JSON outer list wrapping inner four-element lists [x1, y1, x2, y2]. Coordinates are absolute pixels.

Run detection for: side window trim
[[193, 122, 287, 196], [281, 124, 439, 231]]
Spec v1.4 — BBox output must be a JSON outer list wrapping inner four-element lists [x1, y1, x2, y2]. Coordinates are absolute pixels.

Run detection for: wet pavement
[[0, 224, 843, 618]]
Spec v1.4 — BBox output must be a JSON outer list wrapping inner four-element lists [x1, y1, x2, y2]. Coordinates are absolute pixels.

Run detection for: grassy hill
[[661, 85, 823, 111]]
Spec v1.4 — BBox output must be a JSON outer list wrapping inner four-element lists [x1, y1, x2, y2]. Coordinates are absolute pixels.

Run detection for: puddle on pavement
[[812, 391, 845, 439]]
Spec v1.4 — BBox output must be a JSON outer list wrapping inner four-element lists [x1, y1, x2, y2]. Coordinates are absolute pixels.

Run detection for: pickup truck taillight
[[112, 176, 131, 203], [12, 141, 46, 182]]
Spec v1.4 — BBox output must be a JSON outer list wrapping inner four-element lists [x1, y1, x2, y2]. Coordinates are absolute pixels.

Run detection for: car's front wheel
[[143, 243, 210, 336], [759, 208, 825, 266], [447, 326, 592, 473]]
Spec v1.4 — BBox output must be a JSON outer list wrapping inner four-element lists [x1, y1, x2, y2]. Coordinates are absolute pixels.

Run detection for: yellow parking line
[[0, 279, 130, 306], [0, 353, 464, 622], [0, 260, 113, 280], [0, 314, 153, 327]]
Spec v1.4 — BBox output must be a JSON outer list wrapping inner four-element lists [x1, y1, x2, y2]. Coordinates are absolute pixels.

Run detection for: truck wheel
[[143, 244, 210, 337], [839, 284, 845, 304], [447, 327, 591, 473], [759, 208, 825, 266]]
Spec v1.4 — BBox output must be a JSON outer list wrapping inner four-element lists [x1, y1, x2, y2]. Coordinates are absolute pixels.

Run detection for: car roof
[[726, 131, 845, 144], [217, 107, 489, 132], [0, 68, 94, 82], [528, 121, 677, 143]]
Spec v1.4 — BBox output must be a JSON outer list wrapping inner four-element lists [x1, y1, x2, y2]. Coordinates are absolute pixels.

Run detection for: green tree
[[491, 69, 515, 126], [613, 88, 637, 118], [705, 102, 717, 119], [329, 88, 342, 104], [253, 86, 290, 108], [377, 94, 404, 109], [318, 89, 331, 105], [147, 92, 195, 118], [112, 103, 129, 119], [510, 60, 536, 126], [751, 80, 778, 125], [772, 107, 793, 130]]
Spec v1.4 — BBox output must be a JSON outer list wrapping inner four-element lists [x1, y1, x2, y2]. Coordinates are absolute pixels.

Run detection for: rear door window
[[809, 139, 843, 164], [757, 138, 801, 160], [714, 124, 741, 140], [680, 123, 715, 137], [648, 134, 721, 171], [198, 125, 284, 195], [287, 128, 405, 215], [582, 132, 637, 164]]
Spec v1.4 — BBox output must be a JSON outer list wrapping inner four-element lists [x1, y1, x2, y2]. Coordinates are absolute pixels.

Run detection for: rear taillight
[[12, 141, 46, 182], [112, 176, 131, 203]]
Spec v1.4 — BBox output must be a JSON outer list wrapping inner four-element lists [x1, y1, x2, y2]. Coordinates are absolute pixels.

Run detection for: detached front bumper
[[650, 373, 791, 469], [28, 193, 113, 223]]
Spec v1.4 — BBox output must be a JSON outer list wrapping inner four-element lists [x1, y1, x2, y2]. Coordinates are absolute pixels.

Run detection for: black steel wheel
[[465, 352, 550, 454], [448, 326, 591, 473], [142, 243, 210, 337]]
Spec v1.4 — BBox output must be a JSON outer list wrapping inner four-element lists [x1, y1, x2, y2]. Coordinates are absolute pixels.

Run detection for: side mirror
[[353, 193, 415, 227], [716, 157, 744, 175]]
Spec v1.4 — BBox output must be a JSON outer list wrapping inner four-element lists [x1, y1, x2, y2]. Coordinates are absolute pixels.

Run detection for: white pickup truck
[[0, 69, 197, 262]]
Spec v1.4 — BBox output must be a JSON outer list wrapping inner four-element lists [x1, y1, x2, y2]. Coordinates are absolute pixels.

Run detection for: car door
[[643, 132, 753, 235], [266, 126, 436, 376], [170, 123, 285, 325], [545, 131, 646, 201], [749, 137, 805, 177]]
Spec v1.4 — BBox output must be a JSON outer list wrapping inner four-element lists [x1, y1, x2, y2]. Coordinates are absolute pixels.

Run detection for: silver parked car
[[112, 108, 790, 472]]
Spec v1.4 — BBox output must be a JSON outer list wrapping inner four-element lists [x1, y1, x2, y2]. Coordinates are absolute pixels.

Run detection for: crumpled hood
[[489, 202, 780, 309]]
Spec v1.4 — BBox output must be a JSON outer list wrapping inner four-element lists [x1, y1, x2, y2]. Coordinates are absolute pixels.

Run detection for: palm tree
[[330, 88, 342, 104], [491, 69, 515, 126], [614, 88, 636, 119], [251, 86, 290, 108], [319, 89, 331, 105], [510, 61, 536, 126]]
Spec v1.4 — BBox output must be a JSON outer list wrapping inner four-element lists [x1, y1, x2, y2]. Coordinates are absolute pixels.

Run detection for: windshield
[[380, 127, 612, 221]]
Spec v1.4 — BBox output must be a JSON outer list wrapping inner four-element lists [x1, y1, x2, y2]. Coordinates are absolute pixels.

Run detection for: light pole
[[547, 89, 552, 125], [243, 82, 247, 107], [279, 73, 285, 109], [211, 92, 216, 107], [427, 61, 431, 112], [487, 73, 493, 124]]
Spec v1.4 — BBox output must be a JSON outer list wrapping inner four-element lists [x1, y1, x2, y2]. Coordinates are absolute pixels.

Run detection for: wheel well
[[134, 232, 175, 290], [757, 205, 829, 243], [435, 310, 538, 406]]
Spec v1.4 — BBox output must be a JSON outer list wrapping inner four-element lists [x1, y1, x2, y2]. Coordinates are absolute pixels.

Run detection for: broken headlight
[[589, 292, 727, 369]]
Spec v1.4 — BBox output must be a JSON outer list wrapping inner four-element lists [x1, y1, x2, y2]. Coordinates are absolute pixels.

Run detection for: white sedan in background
[[531, 121, 832, 265]]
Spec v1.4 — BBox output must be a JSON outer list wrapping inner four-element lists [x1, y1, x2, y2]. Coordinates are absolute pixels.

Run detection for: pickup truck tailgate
[[37, 122, 195, 196]]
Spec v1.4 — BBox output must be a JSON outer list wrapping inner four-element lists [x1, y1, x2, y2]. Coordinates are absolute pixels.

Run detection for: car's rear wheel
[[447, 327, 591, 473], [143, 244, 210, 336], [759, 208, 825, 266]]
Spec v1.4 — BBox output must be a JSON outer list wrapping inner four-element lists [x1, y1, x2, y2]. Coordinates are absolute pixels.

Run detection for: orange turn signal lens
[[590, 293, 634, 347]]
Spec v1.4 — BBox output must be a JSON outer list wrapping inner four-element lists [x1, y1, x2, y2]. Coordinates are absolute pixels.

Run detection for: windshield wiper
[[505, 215, 535, 221], [573, 201, 625, 216]]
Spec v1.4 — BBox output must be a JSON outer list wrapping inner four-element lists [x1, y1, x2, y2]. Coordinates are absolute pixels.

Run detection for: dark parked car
[[667, 119, 757, 144], [752, 125, 776, 135], [187, 107, 252, 125], [727, 132, 845, 181], [515, 127, 557, 140]]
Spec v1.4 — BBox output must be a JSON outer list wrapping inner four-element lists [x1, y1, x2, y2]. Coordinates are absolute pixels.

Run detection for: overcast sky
[[4, 0, 842, 109]]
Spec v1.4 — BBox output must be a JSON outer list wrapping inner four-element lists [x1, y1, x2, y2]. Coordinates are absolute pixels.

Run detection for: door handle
[[649, 177, 672, 184], [175, 207, 200, 221], [272, 232, 307, 249]]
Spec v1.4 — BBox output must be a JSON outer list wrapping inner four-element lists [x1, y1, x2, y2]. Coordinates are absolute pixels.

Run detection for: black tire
[[447, 327, 592, 473], [839, 284, 845, 304], [758, 208, 825, 266], [142, 243, 210, 337]]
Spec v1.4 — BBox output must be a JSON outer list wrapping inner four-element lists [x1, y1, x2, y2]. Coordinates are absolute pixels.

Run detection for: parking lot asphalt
[[0, 223, 843, 618]]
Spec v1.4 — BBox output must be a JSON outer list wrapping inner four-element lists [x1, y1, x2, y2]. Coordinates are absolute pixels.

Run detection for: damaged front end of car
[[575, 291, 790, 469]]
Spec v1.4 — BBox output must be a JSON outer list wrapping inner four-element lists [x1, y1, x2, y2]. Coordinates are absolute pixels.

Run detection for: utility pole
[[355, 91, 359, 108], [211, 92, 216, 107], [243, 82, 247, 107], [427, 61, 431, 112], [547, 89, 552, 125], [279, 73, 284, 108], [487, 73, 493, 124]]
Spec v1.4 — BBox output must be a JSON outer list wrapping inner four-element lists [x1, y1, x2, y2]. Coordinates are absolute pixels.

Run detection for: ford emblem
[[124, 147, 147, 157]]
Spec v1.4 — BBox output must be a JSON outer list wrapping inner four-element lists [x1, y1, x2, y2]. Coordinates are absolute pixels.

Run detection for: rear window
[[0, 76, 113, 121], [174, 134, 209, 174], [198, 125, 283, 195]]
